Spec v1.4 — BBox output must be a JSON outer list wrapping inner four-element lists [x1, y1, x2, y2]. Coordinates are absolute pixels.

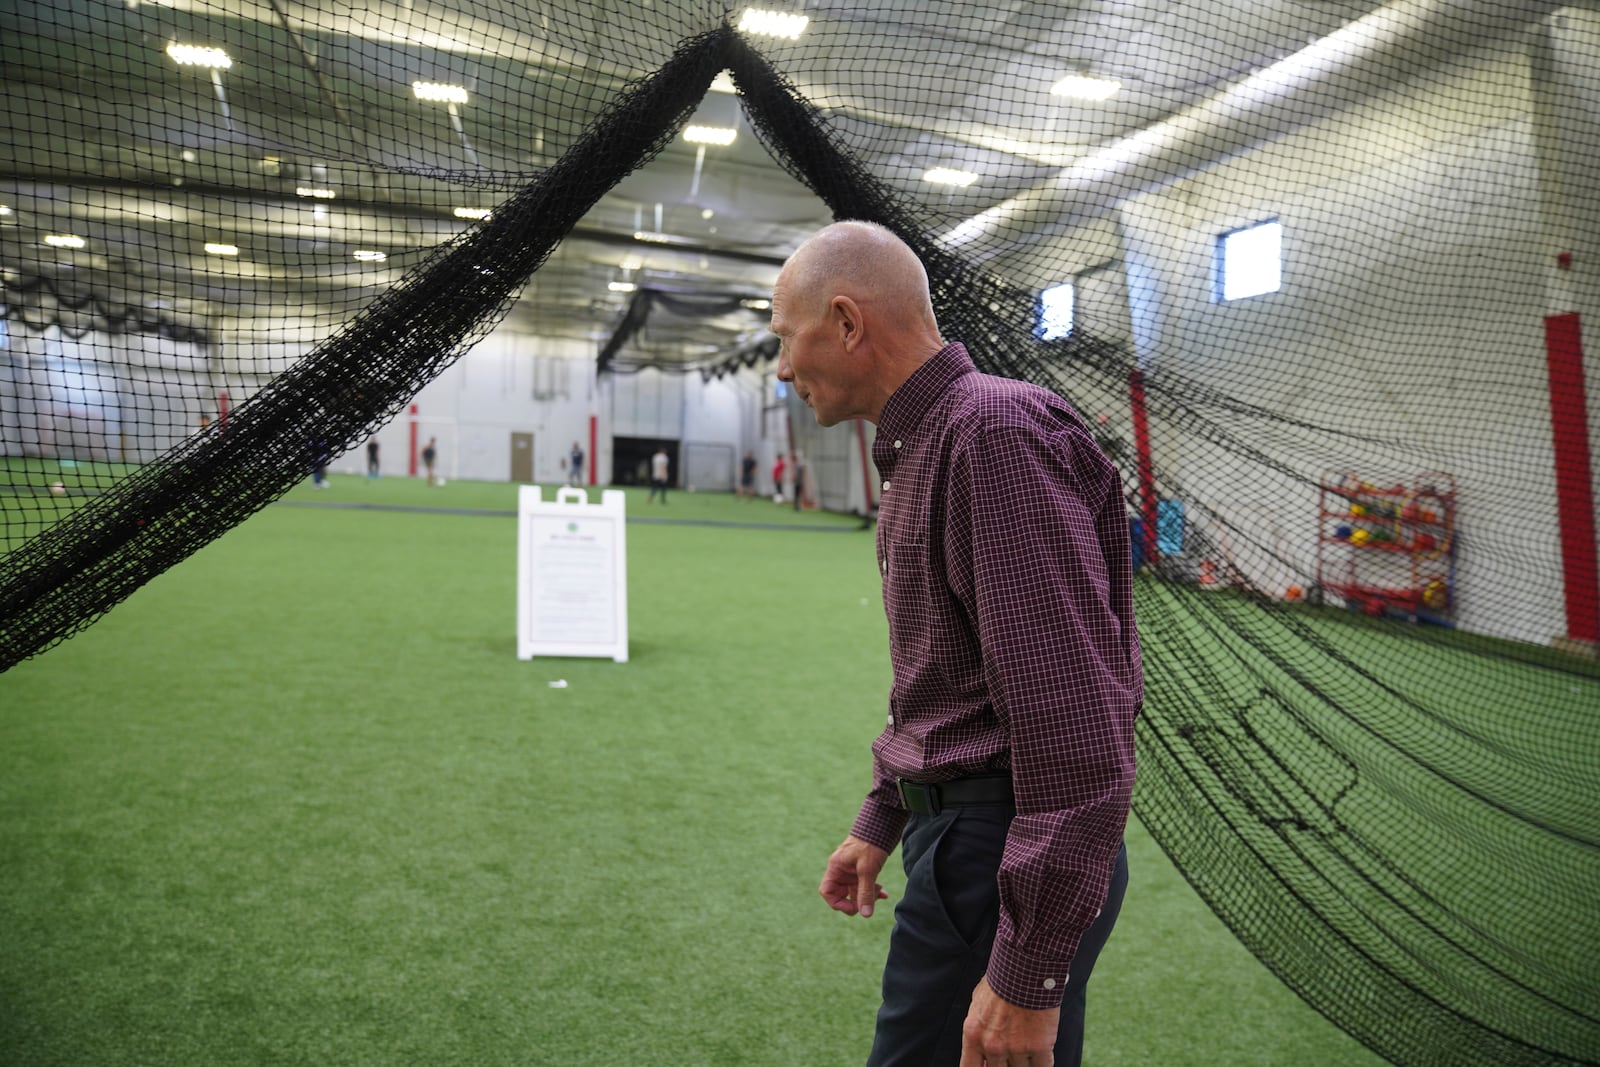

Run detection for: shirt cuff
[[849, 796, 908, 854], [986, 931, 1075, 1011]]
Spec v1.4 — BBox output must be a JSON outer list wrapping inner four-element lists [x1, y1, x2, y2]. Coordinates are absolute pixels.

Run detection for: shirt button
[[887, 715, 894, 726], [893, 439, 902, 448], [1042, 978, 1057, 991], [881, 480, 890, 491]]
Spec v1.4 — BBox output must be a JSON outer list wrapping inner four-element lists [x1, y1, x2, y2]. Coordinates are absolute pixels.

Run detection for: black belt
[[897, 774, 1014, 816]]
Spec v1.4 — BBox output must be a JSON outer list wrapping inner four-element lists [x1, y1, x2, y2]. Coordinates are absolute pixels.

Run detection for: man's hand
[[818, 835, 890, 917], [958, 977, 1060, 1066]]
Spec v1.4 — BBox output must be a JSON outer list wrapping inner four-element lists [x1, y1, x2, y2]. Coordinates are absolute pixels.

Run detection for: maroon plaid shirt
[[849, 342, 1141, 1011]]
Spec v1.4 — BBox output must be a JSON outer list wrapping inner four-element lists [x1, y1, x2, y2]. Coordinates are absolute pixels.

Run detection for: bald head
[[770, 221, 947, 426], [779, 221, 938, 334]]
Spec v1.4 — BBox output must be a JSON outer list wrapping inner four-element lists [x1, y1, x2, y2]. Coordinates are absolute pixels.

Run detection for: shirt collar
[[873, 342, 976, 470]]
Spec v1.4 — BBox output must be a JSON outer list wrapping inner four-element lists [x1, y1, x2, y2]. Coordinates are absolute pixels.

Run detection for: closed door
[[510, 432, 534, 484]]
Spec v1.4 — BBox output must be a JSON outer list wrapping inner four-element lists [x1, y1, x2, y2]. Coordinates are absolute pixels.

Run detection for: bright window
[[1218, 220, 1281, 301], [1038, 281, 1074, 339]]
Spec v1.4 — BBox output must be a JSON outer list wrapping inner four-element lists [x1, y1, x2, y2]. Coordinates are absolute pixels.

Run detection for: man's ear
[[831, 295, 864, 352]]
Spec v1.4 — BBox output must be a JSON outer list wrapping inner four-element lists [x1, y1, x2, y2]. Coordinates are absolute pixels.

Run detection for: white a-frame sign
[[516, 486, 629, 662]]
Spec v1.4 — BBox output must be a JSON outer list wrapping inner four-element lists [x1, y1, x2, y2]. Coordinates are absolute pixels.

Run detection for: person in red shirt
[[774, 221, 1141, 1067]]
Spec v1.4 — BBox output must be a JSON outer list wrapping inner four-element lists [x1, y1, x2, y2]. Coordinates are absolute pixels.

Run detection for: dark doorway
[[612, 436, 679, 488]]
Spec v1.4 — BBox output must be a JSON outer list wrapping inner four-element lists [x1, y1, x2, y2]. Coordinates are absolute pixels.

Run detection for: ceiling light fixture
[[168, 42, 236, 133], [738, 8, 808, 39], [619, 256, 643, 271], [452, 207, 491, 220], [923, 167, 978, 187], [684, 125, 737, 146], [741, 298, 771, 310], [412, 81, 468, 104], [0, 205, 14, 216], [204, 243, 239, 256], [709, 70, 738, 94], [608, 281, 637, 293], [44, 234, 85, 248], [166, 43, 233, 69], [1050, 74, 1121, 100], [633, 231, 672, 244], [354, 250, 387, 262], [296, 186, 336, 199]]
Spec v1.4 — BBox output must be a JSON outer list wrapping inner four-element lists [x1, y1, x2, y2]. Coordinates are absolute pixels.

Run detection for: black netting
[[3, 4, 1598, 1064]]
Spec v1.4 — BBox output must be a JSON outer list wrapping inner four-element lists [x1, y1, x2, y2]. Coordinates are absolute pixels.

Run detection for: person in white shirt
[[647, 446, 670, 504]]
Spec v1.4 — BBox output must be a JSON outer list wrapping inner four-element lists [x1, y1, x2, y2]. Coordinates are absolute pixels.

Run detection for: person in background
[[772, 453, 787, 504], [647, 445, 670, 504], [569, 441, 585, 486], [422, 436, 439, 486], [739, 450, 758, 498], [310, 436, 331, 490], [366, 438, 380, 479], [792, 452, 807, 511], [776, 220, 1141, 1067]]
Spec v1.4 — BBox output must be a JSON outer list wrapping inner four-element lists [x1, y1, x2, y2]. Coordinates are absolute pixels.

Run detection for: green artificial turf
[[1, 479, 1384, 1065]]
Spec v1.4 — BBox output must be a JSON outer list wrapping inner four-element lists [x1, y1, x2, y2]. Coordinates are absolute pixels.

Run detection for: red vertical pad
[[1544, 312, 1600, 644], [1129, 367, 1159, 561]]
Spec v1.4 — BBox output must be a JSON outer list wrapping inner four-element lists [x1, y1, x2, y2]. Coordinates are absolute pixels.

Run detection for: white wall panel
[[1111, 44, 1565, 642]]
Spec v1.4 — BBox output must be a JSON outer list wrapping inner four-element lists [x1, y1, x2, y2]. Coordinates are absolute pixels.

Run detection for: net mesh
[[3, 3, 1598, 1064]]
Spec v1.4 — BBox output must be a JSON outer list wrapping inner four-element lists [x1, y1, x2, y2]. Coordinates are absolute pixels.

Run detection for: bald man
[[776, 222, 1140, 1067]]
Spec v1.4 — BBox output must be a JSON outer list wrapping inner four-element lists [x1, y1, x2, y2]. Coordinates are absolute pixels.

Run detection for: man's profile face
[[772, 282, 853, 427]]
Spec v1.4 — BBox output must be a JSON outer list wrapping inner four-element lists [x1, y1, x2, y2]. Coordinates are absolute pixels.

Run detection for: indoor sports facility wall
[[1048, 40, 1584, 646], [3, 2, 1597, 1064]]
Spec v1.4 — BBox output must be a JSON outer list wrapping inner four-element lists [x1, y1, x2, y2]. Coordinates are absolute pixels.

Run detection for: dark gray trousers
[[866, 806, 1128, 1067]]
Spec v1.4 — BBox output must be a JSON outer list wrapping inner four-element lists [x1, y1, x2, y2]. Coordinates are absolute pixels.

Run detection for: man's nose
[[775, 354, 793, 380]]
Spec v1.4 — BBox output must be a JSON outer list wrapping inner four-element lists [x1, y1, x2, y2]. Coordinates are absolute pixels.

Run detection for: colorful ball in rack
[[1350, 529, 1372, 546]]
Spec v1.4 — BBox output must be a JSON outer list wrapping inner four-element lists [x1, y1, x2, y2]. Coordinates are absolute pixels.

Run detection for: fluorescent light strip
[[684, 125, 737, 146], [354, 250, 387, 262], [412, 81, 468, 104], [1051, 74, 1121, 101], [204, 243, 239, 256], [633, 231, 671, 244], [296, 186, 336, 199], [608, 281, 636, 293], [738, 8, 808, 39], [167, 42, 233, 68], [452, 207, 491, 220], [0, 205, 13, 216], [709, 70, 738, 94], [44, 234, 85, 248], [619, 256, 643, 271], [923, 168, 978, 187]]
